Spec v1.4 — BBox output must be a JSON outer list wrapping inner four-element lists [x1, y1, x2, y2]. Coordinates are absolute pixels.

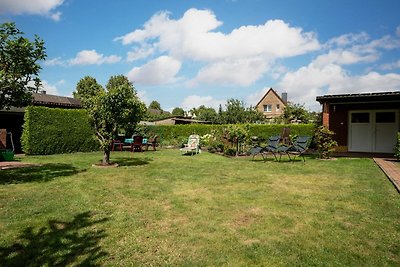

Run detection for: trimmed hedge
[[22, 106, 99, 155], [146, 124, 316, 145]]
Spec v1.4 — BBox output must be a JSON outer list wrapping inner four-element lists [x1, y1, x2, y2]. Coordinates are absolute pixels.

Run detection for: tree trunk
[[103, 149, 110, 165]]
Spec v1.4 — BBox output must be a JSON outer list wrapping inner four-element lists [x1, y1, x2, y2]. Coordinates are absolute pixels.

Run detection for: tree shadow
[[113, 157, 152, 167], [0, 163, 84, 185], [0, 211, 108, 266]]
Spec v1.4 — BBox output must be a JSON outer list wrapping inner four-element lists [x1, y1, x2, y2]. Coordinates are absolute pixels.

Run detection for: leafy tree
[[0, 22, 46, 110], [223, 124, 249, 156], [172, 107, 185, 116], [148, 100, 161, 110], [74, 75, 146, 165], [191, 105, 218, 123], [73, 76, 103, 104], [280, 102, 311, 124], [223, 99, 247, 124]]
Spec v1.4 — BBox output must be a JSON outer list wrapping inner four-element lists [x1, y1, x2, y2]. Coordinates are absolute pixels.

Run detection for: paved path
[[374, 158, 400, 193], [0, 161, 40, 170]]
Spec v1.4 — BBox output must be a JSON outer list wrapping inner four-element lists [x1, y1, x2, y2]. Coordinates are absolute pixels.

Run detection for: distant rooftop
[[32, 92, 81, 108]]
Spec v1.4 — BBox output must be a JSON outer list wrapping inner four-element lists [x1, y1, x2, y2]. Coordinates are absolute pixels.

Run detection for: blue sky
[[1, 0, 400, 111]]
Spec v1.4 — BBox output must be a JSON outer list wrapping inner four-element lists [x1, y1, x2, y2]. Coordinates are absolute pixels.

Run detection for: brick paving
[[374, 158, 400, 193]]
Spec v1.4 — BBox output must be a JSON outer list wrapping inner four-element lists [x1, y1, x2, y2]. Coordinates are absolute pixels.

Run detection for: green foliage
[[314, 126, 338, 159], [148, 100, 161, 110], [223, 124, 249, 156], [21, 106, 98, 155], [190, 105, 218, 123], [146, 124, 315, 148], [0, 22, 46, 110], [75, 75, 146, 164], [280, 102, 313, 124], [171, 107, 185, 116], [73, 76, 103, 103], [395, 132, 400, 160]]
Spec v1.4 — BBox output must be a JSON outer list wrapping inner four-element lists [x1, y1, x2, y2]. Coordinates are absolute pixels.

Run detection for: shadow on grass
[[113, 157, 153, 167], [0, 211, 108, 266], [0, 163, 84, 184]]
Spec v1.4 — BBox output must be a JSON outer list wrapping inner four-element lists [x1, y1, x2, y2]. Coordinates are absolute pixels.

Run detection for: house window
[[276, 104, 280, 111], [263, 105, 272, 112]]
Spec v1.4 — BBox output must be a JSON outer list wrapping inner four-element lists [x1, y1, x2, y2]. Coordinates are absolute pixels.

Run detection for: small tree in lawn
[[314, 126, 338, 159], [75, 75, 146, 165], [224, 124, 249, 156]]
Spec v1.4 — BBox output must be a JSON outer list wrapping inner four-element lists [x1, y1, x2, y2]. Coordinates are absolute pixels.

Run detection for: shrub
[[21, 106, 99, 155], [146, 124, 315, 146], [395, 132, 400, 160], [314, 126, 337, 159], [223, 124, 249, 156]]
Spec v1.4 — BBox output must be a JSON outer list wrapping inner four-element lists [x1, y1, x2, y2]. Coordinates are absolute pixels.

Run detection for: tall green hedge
[[22, 106, 99, 155], [146, 124, 316, 145]]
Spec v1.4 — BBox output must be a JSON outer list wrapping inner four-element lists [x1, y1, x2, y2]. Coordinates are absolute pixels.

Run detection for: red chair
[[112, 139, 123, 151], [131, 135, 143, 152]]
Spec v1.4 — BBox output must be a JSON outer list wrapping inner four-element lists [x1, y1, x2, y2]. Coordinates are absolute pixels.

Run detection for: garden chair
[[280, 127, 291, 145], [112, 139, 123, 151], [278, 136, 310, 162], [131, 135, 144, 152], [146, 135, 158, 151], [249, 135, 281, 161], [180, 135, 200, 155]]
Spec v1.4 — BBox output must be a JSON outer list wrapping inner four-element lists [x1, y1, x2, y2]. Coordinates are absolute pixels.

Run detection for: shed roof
[[316, 91, 400, 104]]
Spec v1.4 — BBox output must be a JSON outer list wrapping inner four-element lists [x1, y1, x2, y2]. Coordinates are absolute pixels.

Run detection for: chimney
[[281, 92, 288, 104], [41, 90, 47, 94]]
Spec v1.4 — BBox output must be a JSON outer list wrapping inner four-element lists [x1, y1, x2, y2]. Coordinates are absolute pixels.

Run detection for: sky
[[1, 0, 400, 111]]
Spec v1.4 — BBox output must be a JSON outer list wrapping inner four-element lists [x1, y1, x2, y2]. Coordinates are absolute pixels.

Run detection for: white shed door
[[349, 111, 398, 153]]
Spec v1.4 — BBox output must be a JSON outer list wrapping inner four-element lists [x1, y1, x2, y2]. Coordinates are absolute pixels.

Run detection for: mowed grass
[[1, 150, 400, 266]]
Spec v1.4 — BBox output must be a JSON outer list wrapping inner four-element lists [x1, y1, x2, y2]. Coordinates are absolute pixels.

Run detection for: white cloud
[[313, 49, 378, 68], [396, 26, 400, 37], [181, 95, 225, 110], [44, 57, 65, 66], [279, 62, 400, 111], [127, 45, 155, 62], [68, 50, 121, 66], [188, 57, 269, 87], [137, 90, 149, 105], [0, 0, 64, 21], [380, 59, 400, 70], [127, 56, 182, 86], [116, 8, 320, 86]]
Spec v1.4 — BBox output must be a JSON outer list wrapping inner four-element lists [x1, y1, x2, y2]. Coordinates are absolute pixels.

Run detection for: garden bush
[[395, 132, 400, 160], [314, 126, 337, 159], [145, 124, 315, 148], [22, 106, 99, 155]]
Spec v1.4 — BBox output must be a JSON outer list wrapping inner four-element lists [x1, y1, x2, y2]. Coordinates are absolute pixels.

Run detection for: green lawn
[[1, 150, 400, 266]]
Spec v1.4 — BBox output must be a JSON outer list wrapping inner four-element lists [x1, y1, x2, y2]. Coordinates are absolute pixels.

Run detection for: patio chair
[[280, 127, 291, 145], [249, 135, 281, 161], [278, 136, 310, 162], [180, 134, 200, 155], [146, 135, 158, 151], [112, 139, 123, 151], [131, 135, 144, 152]]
